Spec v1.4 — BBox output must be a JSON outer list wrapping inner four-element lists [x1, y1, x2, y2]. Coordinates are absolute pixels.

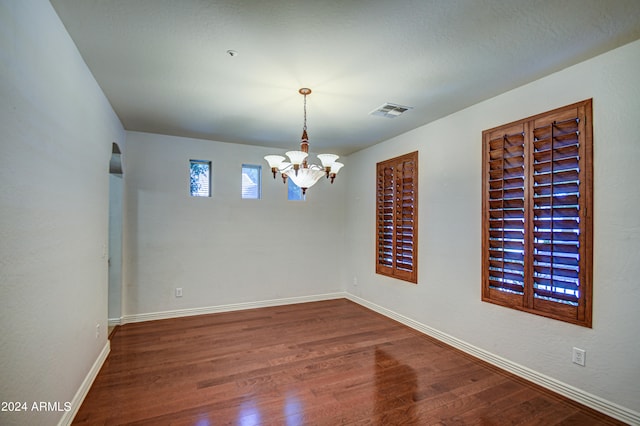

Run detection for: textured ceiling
[[50, 0, 640, 155]]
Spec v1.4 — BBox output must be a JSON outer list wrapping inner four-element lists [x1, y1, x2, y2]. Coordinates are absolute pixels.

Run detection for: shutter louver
[[482, 100, 592, 327], [394, 158, 416, 279], [532, 113, 583, 315], [377, 165, 395, 273], [377, 152, 418, 283], [487, 130, 526, 297]]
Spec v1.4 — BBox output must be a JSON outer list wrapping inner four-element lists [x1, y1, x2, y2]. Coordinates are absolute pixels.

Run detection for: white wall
[[122, 131, 347, 318], [108, 173, 124, 321], [0, 1, 125, 425], [345, 39, 640, 414]]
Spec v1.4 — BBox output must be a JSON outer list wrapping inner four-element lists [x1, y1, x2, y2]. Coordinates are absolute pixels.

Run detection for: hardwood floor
[[74, 299, 622, 425]]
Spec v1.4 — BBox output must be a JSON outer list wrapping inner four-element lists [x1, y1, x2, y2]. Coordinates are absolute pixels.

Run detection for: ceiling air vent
[[369, 103, 413, 118]]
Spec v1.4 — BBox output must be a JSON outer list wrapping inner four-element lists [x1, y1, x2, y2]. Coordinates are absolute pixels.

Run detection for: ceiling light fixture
[[264, 88, 343, 195]]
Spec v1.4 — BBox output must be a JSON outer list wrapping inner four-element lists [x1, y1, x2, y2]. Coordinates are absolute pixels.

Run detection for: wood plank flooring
[[74, 299, 623, 425]]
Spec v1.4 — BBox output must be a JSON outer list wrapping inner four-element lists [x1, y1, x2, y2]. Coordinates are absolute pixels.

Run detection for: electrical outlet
[[96, 324, 100, 339], [572, 347, 586, 366], [353, 277, 358, 287], [175, 287, 183, 298]]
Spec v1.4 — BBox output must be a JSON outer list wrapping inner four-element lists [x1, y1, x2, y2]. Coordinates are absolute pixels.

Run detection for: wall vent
[[369, 103, 413, 118]]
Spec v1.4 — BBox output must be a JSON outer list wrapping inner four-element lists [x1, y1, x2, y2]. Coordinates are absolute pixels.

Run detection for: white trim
[[346, 293, 640, 425], [68, 295, 639, 425], [108, 317, 122, 327], [121, 292, 347, 324], [58, 341, 110, 426]]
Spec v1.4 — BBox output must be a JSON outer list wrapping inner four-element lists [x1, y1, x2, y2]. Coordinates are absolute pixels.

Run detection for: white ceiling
[[50, 0, 640, 155]]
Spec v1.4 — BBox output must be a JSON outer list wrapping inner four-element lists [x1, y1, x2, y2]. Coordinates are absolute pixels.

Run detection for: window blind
[[486, 125, 527, 297], [376, 151, 418, 284], [482, 100, 592, 327]]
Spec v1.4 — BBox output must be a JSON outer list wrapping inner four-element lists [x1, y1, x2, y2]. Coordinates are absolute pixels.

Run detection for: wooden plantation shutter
[[377, 164, 395, 273], [482, 100, 593, 327], [376, 151, 418, 284], [484, 123, 527, 300]]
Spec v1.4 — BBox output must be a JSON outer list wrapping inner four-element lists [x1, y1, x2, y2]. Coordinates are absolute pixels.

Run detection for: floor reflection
[[194, 418, 211, 426], [238, 397, 262, 426], [235, 392, 304, 426], [284, 392, 303, 426], [374, 347, 418, 424]]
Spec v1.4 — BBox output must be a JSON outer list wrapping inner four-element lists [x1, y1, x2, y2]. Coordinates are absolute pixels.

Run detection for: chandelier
[[264, 88, 344, 194]]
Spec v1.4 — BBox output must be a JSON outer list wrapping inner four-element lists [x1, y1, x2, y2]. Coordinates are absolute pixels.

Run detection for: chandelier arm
[[278, 163, 294, 173]]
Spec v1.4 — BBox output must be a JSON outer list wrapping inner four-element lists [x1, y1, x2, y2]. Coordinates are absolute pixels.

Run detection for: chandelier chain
[[303, 93, 307, 131]]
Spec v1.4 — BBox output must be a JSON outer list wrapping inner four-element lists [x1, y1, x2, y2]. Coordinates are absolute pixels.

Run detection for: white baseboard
[[58, 340, 110, 426], [121, 292, 348, 324], [73, 294, 638, 425], [108, 317, 121, 327], [346, 293, 640, 425]]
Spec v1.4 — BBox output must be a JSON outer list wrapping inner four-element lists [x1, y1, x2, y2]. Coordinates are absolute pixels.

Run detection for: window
[[482, 99, 593, 327], [288, 178, 305, 201], [190, 160, 211, 197], [242, 164, 261, 199], [376, 151, 418, 283]]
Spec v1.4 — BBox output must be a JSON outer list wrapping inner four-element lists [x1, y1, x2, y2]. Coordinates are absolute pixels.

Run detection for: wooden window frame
[[482, 99, 593, 327], [376, 151, 418, 284]]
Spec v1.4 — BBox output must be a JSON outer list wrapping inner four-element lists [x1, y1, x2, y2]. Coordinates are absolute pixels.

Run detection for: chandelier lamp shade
[[264, 88, 344, 194]]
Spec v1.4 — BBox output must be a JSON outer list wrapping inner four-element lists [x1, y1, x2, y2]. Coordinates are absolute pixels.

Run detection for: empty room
[[2, 0, 640, 424]]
